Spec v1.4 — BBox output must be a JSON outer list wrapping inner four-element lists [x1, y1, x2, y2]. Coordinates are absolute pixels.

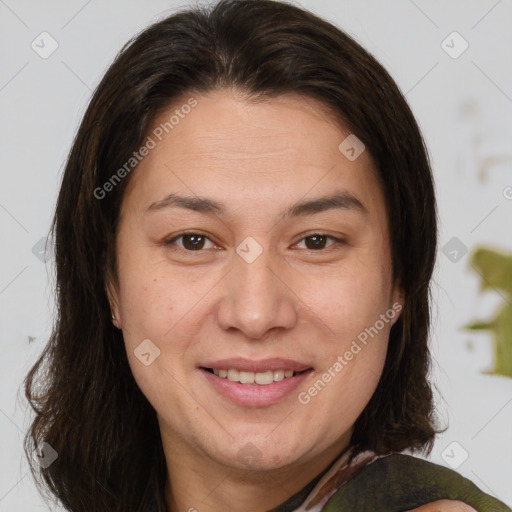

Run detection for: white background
[[1, 0, 511, 509]]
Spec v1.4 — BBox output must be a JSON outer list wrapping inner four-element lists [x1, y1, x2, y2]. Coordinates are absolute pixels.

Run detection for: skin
[[408, 502, 476, 511], [106, 90, 464, 511]]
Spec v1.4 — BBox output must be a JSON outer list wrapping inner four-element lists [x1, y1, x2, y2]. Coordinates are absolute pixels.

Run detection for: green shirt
[[271, 454, 511, 512]]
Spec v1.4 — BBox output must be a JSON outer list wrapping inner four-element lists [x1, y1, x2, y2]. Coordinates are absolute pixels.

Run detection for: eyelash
[[163, 231, 346, 253]]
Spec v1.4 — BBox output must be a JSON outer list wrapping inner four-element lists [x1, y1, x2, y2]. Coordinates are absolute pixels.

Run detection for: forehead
[[121, 90, 384, 221], [147, 91, 355, 164]]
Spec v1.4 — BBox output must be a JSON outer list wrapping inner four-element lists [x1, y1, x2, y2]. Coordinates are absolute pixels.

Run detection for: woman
[[23, 0, 511, 511]]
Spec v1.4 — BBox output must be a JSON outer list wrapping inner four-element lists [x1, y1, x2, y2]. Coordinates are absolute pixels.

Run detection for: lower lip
[[200, 368, 314, 407]]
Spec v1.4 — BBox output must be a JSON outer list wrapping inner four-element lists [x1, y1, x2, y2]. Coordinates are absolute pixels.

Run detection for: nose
[[216, 243, 298, 340]]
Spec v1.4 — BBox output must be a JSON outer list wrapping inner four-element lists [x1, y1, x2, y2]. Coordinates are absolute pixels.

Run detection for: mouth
[[200, 367, 312, 385], [198, 359, 314, 407]]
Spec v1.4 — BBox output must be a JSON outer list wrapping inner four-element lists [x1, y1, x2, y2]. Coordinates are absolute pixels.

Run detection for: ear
[[105, 278, 122, 329], [390, 282, 405, 326]]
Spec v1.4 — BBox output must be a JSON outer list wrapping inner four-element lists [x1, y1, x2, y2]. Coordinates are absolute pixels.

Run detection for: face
[[107, 90, 403, 472]]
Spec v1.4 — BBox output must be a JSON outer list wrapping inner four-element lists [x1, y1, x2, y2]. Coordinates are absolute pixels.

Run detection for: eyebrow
[[145, 189, 368, 219]]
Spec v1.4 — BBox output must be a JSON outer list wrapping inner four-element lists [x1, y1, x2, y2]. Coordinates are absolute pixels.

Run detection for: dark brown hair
[[24, 0, 440, 510]]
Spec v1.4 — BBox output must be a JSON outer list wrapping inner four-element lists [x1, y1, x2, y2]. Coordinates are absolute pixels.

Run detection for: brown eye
[[165, 233, 215, 251], [295, 234, 344, 251], [304, 234, 329, 250]]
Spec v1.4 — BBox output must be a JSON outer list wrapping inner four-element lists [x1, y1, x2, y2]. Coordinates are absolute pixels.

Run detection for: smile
[[202, 368, 308, 385], [199, 362, 314, 407]]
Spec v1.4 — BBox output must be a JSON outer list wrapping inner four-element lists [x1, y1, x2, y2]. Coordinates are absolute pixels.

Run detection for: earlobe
[[105, 279, 121, 329], [391, 285, 405, 326]]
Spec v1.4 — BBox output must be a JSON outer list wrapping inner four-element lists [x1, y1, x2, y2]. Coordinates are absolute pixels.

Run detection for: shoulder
[[319, 453, 511, 512], [407, 500, 476, 511]]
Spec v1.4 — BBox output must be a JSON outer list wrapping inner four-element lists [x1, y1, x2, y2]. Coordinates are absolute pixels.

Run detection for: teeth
[[273, 370, 285, 382], [256, 371, 274, 385], [239, 371, 255, 384], [227, 369, 239, 381], [209, 368, 300, 385]]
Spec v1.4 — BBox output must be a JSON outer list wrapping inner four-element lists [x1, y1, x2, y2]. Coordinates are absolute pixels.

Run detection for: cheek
[[304, 252, 395, 396], [303, 258, 394, 337], [116, 245, 185, 340], [318, 319, 391, 419], [119, 281, 169, 340], [117, 276, 187, 410]]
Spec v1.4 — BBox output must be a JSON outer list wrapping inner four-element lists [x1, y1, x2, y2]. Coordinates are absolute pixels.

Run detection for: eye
[[293, 233, 345, 251], [164, 232, 345, 252], [164, 232, 217, 251]]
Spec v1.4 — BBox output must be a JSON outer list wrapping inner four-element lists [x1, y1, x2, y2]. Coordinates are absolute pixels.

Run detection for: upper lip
[[200, 357, 312, 373]]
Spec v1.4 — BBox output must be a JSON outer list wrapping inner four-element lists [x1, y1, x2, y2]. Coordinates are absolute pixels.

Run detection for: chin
[[217, 435, 312, 472]]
